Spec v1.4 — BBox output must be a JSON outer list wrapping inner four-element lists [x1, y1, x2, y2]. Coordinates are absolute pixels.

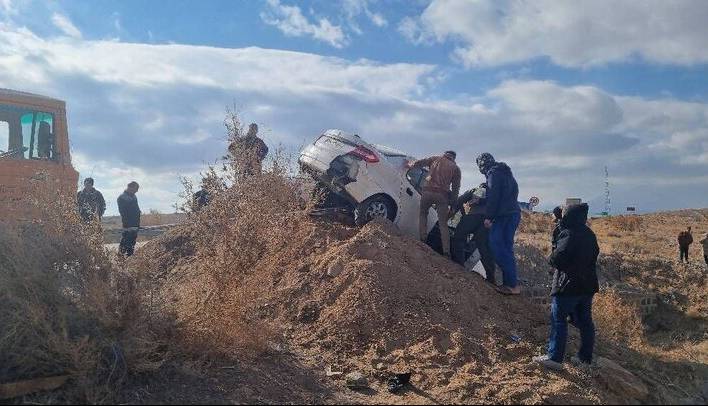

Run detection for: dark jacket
[[193, 189, 210, 211], [456, 185, 487, 215], [117, 191, 141, 228], [678, 231, 693, 248], [551, 220, 562, 251], [484, 162, 520, 221], [549, 203, 599, 297], [77, 188, 106, 221]]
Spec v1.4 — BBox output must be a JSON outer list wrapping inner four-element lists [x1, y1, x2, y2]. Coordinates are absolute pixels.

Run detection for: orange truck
[[0, 89, 79, 217]]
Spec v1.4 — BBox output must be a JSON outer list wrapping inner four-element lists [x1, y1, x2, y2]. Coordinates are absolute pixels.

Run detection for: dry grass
[[160, 111, 314, 360], [593, 289, 645, 348], [0, 180, 170, 403], [518, 211, 555, 234], [602, 215, 643, 233]]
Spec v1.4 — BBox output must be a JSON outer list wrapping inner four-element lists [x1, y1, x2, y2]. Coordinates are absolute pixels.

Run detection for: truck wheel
[[354, 196, 395, 226]]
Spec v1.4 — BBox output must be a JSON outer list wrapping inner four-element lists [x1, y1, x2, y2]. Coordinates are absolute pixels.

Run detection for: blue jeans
[[489, 212, 521, 288], [548, 295, 596, 363]]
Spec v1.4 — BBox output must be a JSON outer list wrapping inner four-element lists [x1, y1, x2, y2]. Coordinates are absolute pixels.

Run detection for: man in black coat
[[77, 178, 106, 223], [117, 181, 141, 256], [533, 203, 599, 371], [452, 183, 496, 285]]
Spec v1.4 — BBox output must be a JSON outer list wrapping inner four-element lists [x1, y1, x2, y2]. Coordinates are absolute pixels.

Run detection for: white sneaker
[[532, 355, 564, 371]]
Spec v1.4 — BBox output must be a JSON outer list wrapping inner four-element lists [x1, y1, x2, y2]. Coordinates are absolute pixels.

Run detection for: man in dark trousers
[[76, 177, 106, 223], [534, 203, 599, 371], [452, 183, 496, 285], [678, 226, 693, 263], [552, 206, 563, 251], [228, 123, 269, 176], [476, 153, 521, 295], [117, 181, 141, 256], [409, 151, 462, 258]]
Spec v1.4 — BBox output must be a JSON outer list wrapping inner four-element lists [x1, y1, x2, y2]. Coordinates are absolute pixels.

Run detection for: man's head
[[83, 178, 94, 190], [444, 150, 457, 161], [127, 181, 140, 194], [476, 152, 496, 175], [553, 206, 563, 221], [247, 123, 258, 138]]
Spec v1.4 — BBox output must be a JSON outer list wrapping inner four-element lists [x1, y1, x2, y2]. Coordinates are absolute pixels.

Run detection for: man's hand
[[484, 219, 493, 229]]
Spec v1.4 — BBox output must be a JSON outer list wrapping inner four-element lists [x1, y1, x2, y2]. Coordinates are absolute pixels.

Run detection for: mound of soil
[[135, 218, 608, 404]]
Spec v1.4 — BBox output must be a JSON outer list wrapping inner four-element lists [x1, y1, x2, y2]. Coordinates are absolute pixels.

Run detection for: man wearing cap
[[409, 151, 462, 258], [476, 153, 522, 295]]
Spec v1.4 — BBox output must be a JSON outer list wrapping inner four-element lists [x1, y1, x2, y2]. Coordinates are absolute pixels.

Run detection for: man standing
[[476, 153, 521, 295], [409, 151, 462, 258], [452, 183, 496, 284], [533, 203, 599, 371], [76, 178, 106, 223], [117, 181, 141, 257], [700, 233, 708, 267], [678, 226, 693, 263], [228, 123, 269, 176]]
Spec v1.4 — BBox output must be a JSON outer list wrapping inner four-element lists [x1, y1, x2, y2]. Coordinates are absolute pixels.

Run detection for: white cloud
[[261, 0, 346, 48], [403, 0, 708, 67], [1, 23, 706, 213], [1, 0, 15, 16], [51, 12, 82, 39]]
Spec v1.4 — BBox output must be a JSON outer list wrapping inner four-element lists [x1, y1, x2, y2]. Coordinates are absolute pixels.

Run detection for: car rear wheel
[[354, 195, 395, 226]]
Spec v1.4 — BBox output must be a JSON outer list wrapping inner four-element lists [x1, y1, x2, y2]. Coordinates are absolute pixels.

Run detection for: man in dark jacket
[[551, 206, 563, 251], [228, 123, 269, 176], [452, 183, 496, 284], [76, 178, 106, 223], [117, 181, 141, 256], [678, 226, 693, 263], [476, 153, 521, 295], [533, 203, 599, 371]]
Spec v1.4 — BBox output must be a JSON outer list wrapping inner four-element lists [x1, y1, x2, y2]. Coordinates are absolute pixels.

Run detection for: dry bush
[[0, 180, 170, 403], [141, 209, 164, 227], [594, 289, 644, 348], [167, 111, 312, 359], [604, 215, 643, 233], [518, 211, 555, 234]]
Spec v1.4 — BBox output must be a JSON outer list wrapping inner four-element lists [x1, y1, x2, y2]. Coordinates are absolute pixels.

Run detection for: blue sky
[[1, 0, 707, 214]]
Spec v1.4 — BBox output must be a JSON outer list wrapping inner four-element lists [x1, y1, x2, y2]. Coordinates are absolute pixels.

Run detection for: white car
[[299, 129, 441, 238]]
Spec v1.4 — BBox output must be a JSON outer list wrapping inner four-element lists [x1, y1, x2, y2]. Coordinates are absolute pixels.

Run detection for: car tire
[[354, 195, 395, 226]]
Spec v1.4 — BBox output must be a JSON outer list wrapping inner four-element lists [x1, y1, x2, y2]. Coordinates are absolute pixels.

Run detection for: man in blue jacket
[[476, 153, 521, 295], [117, 181, 141, 256], [534, 203, 599, 371]]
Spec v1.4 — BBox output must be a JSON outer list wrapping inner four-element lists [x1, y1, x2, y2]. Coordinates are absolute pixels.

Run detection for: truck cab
[[0, 89, 79, 218]]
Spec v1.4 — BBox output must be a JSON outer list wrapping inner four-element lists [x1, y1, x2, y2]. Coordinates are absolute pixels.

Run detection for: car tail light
[[349, 146, 380, 163]]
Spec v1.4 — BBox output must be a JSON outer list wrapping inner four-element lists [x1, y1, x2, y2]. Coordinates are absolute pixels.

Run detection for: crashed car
[[299, 129, 487, 275], [298, 129, 440, 237]]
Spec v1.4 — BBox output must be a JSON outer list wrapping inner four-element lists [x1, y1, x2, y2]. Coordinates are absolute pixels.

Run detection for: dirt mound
[[136, 217, 604, 404]]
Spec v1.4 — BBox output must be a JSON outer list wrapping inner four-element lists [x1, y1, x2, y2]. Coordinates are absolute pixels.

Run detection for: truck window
[[0, 104, 56, 161]]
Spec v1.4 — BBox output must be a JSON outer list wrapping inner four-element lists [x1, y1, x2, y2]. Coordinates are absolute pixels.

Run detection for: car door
[[396, 167, 437, 238]]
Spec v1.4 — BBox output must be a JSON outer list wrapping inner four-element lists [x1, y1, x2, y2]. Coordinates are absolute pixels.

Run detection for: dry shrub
[[594, 289, 644, 348], [605, 215, 643, 233], [167, 111, 312, 359], [0, 180, 169, 403], [518, 211, 555, 234], [141, 209, 164, 227]]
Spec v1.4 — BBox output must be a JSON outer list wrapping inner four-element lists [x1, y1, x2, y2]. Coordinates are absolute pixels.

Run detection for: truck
[[0, 89, 79, 218]]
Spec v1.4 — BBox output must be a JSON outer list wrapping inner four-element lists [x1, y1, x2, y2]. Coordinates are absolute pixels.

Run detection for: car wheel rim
[[366, 201, 388, 219]]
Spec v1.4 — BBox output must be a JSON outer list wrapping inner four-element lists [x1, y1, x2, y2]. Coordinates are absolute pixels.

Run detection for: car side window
[[0, 104, 56, 161], [406, 167, 428, 194]]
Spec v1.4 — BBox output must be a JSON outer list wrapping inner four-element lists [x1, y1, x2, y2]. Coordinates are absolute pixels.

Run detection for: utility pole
[[604, 166, 611, 216]]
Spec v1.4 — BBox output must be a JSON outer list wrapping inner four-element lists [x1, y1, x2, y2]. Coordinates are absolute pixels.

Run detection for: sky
[[1, 0, 707, 215]]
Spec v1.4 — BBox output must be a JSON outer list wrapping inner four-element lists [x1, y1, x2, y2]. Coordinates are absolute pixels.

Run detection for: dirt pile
[[137, 217, 610, 404]]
